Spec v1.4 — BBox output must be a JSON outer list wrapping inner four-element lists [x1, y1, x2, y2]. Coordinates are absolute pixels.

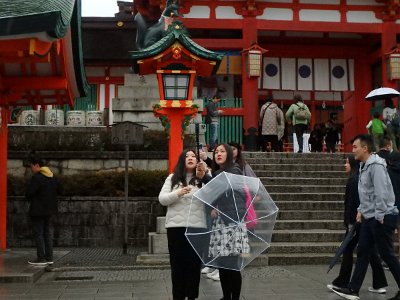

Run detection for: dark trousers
[[326, 142, 336, 153], [219, 268, 242, 300], [350, 216, 400, 292], [167, 227, 202, 300], [31, 216, 53, 261], [332, 226, 387, 289], [261, 135, 279, 152], [294, 124, 308, 152]]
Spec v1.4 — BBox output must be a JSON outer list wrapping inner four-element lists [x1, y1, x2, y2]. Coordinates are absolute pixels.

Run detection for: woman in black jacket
[[197, 143, 246, 300], [327, 155, 387, 293]]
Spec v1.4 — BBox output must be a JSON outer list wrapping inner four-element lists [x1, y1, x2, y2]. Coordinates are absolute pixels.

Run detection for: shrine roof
[[130, 21, 223, 73], [0, 0, 76, 39]]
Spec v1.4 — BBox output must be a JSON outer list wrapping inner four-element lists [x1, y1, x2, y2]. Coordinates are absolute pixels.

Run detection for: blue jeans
[[209, 123, 219, 150], [349, 216, 400, 292]]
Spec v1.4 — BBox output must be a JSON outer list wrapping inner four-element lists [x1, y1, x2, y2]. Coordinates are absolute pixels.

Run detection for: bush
[[8, 170, 169, 197]]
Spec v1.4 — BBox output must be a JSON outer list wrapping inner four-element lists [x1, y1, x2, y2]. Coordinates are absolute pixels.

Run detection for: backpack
[[294, 104, 308, 120], [391, 109, 400, 127]]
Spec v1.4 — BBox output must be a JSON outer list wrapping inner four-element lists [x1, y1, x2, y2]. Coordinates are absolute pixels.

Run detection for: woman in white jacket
[[159, 149, 206, 300]]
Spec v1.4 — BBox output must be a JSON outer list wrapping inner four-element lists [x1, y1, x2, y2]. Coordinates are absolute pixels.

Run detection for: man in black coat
[[26, 156, 61, 266]]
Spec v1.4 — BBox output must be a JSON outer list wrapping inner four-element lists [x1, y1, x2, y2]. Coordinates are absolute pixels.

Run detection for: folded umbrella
[[327, 223, 359, 273]]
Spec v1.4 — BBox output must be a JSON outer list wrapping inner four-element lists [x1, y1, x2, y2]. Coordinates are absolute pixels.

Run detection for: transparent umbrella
[[185, 172, 279, 271]]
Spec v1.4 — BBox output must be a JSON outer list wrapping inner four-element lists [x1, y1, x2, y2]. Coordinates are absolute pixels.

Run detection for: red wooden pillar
[[242, 16, 259, 151], [310, 93, 316, 129], [0, 107, 9, 250], [381, 20, 398, 106], [154, 106, 198, 173], [354, 53, 372, 137]]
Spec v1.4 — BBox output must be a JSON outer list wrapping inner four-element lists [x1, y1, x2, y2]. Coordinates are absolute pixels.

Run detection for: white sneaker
[[201, 267, 213, 274], [207, 269, 220, 281], [327, 284, 340, 291], [368, 287, 386, 294]]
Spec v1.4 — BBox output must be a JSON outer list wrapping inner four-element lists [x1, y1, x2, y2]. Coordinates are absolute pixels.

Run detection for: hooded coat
[[357, 154, 398, 221], [26, 167, 61, 217]]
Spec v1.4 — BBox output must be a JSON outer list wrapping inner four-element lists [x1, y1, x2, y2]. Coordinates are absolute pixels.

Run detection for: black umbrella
[[327, 224, 359, 273], [365, 87, 400, 101]]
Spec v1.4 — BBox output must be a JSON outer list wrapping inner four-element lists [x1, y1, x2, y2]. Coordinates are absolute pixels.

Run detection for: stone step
[[252, 253, 334, 266], [247, 158, 345, 164], [274, 220, 343, 230], [252, 164, 344, 171], [261, 177, 347, 185], [244, 152, 347, 159], [278, 210, 342, 220], [271, 229, 343, 242], [275, 201, 343, 210], [266, 242, 340, 254], [270, 193, 344, 201], [254, 170, 347, 178], [266, 185, 344, 193]]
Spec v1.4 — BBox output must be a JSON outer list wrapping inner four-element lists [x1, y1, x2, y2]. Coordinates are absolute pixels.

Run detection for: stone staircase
[[246, 152, 347, 265], [136, 152, 349, 266]]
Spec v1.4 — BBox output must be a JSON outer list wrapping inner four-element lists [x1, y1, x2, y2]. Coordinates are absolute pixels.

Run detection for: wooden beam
[[2, 77, 68, 90], [193, 39, 244, 49]]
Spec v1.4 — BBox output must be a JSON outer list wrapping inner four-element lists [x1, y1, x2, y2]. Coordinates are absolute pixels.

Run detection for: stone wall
[[8, 151, 168, 176], [7, 196, 165, 247]]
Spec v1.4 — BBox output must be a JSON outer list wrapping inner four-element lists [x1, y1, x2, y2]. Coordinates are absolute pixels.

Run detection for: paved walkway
[[0, 248, 399, 299]]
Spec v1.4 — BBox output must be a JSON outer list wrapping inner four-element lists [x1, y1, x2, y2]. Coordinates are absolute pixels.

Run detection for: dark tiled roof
[[0, 0, 75, 38]]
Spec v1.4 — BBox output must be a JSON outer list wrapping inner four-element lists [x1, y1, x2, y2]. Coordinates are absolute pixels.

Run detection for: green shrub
[[8, 170, 169, 197]]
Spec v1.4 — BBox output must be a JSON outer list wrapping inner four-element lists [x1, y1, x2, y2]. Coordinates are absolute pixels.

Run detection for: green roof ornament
[[134, 0, 181, 50]]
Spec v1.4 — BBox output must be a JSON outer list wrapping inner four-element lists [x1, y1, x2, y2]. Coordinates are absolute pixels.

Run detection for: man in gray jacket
[[333, 134, 400, 300]]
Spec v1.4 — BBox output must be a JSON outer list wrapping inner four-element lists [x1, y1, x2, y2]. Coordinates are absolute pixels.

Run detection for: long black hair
[[228, 141, 246, 169], [347, 154, 360, 177], [212, 143, 234, 173], [170, 149, 200, 190]]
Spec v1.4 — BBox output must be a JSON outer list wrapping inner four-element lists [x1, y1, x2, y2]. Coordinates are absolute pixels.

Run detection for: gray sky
[[81, 0, 120, 17]]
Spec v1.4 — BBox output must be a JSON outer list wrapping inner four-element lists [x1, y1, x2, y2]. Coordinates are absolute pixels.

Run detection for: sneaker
[[327, 283, 340, 291], [207, 269, 220, 281], [201, 267, 213, 274], [368, 287, 386, 294], [389, 291, 400, 300], [332, 287, 360, 300], [46, 260, 54, 265], [28, 259, 48, 266]]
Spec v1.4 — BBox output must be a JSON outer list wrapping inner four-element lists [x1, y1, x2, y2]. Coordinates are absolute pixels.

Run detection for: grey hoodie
[[358, 154, 398, 221]]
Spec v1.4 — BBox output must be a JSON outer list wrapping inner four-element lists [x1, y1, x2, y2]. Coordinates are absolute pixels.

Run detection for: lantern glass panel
[[248, 50, 262, 77], [162, 74, 190, 100], [389, 53, 400, 80]]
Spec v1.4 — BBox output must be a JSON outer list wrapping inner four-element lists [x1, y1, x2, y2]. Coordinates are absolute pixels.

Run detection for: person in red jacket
[[26, 156, 61, 266]]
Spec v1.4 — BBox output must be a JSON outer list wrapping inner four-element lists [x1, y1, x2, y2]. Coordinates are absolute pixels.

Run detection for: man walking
[[26, 156, 61, 266], [205, 94, 223, 151], [333, 134, 400, 300]]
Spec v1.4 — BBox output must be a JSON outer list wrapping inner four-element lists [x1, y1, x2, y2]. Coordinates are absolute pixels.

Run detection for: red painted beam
[[192, 39, 244, 49], [2, 77, 67, 90], [256, 20, 382, 34]]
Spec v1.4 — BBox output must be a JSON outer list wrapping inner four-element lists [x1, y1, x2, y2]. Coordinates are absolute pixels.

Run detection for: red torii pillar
[[242, 16, 259, 151], [0, 106, 9, 250]]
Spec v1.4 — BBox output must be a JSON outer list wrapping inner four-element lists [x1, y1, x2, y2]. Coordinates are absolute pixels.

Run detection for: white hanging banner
[[297, 58, 313, 91], [263, 57, 280, 90], [330, 59, 348, 91], [314, 59, 330, 91], [281, 58, 296, 90]]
